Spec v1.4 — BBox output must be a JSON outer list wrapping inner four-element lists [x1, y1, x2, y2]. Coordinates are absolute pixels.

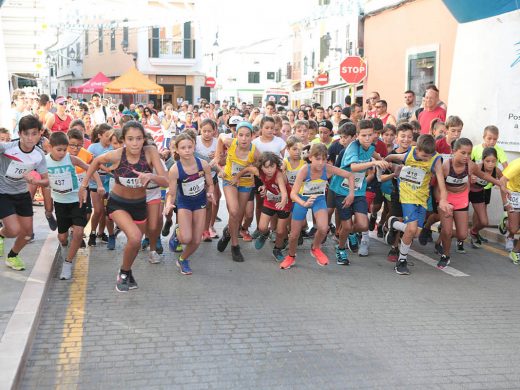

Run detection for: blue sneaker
[[254, 233, 268, 250], [177, 259, 192, 275], [347, 233, 358, 253], [107, 235, 116, 250], [156, 238, 164, 255], [335, 245, 350, 265], [169, 226, 181, 252], [141, 237, 150, 250], [272, 248, 284, 262]]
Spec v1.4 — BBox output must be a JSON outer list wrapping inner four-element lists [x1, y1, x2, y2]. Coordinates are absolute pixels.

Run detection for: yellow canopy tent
[[103, 67, 164, 95]]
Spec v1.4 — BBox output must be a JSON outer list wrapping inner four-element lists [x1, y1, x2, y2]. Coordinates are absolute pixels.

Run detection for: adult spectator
[[350, 103, 363, 125], [91, 93, 108, 126], [344, 95, 352, 107], [11, 89, 28, 138], [314, 106, 325, 122], [397, 90, 416, 122], [364, 91, 380, 119], [46, 96, 72, 133], [375, 100, 396, 125], [37, 94, 53, 128], [416, 86, 446, 134]]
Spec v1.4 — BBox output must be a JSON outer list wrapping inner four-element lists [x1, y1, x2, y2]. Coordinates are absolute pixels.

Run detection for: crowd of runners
[[3, 86, 520, 292]]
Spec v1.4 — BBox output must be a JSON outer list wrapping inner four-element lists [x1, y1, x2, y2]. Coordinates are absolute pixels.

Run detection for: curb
[[0, 233, 59, 390]]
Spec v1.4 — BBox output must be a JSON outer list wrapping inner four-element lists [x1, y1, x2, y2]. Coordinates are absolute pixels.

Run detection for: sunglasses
[[333, 109, 341, 112]]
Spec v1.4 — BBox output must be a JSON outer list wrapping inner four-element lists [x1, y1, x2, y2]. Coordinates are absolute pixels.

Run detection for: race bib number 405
[[182, 177, 205, 196]]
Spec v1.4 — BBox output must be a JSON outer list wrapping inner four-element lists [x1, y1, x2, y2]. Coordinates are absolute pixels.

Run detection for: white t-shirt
[[252, 136, 286, 156], [92, 106, 110, 125]]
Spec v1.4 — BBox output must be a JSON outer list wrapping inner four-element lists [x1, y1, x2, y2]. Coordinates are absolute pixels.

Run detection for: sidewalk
[[0, 207, 59, 390]]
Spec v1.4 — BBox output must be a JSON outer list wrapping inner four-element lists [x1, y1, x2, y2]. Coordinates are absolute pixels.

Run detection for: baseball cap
[[236, 121, 253, 132], [55, 96, 66, 105], [228, 115, 243, 126], [318, 120, 333, 131]]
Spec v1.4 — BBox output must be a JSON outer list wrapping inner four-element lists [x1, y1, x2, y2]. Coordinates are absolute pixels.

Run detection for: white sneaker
[[148, 250, 162, 264], [359, 240, 369, 257], [59, 261, 73, 280], [505, 237, 514, 252]]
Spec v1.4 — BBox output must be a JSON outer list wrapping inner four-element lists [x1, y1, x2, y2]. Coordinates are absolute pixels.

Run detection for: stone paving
[[19, 216, 520, 389]]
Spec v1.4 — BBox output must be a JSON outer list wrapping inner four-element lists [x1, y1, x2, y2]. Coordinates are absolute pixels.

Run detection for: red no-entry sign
[[340, 56, 367, 84], [316, 73, 329, 86], [205, 77, 216, 88]]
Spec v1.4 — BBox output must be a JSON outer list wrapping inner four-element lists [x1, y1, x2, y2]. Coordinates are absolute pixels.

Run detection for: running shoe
[[347, 233, 359, 253], [394, 260, 410, 275], [251, 229, 261, 239], [217, 226, 231, 252], [368, 214, 377, 231], [359, 239, 369, 257], [202, 231, 212, 242], [456, 240, 466, 254], [310, 247, 329, 266], [434, 242, 444, 255], [306, 227, 317, 239], [376, 224, 384, 238], [209, 227, 219, 239], [254, 233, 268, 250], [437, 255, 450, 269], [470, 231, 482, 249], [231, 245, 244, 262], [280, 255, 296, 269], [156, 239, 163, 254], [46, 212, 58, 231], [161, 219, 173, 237], [0, 236, 4, 257], [505, 237, 515, 252], [141, 237, 150, 250], [169, 226, 182, 253], [241, 229, 253, 242], [148, 250, 161, 264], [88, 232, 96, 247], [418, 228, 431, 246], [107, 235, 116, 250], [385, 216, 398, 246], [116, 271, 130, 292], [59, 261, 73, 280], [128, 271, 138, 290], [477, 232, 488, 243], [510, 251, 520, 265], [335, 245, 350, 265], [98, 232, 108, 243], [177, 259, 193, 275], [387, 246, 399, 263], [272, 248, 284, 262], [6, 255, 25, 271]]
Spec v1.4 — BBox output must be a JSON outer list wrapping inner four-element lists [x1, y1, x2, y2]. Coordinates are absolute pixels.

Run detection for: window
[[123, 18, 129, 47], [266, 72, 275, 80], [407, 50, 437, 99], [110, 22, 116, 51], [248, 71, 260, 83], [84, 30, 89, 55], [98, 26, 103, 53]]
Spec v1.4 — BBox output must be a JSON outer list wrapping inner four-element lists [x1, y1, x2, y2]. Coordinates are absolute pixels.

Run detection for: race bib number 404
[[6, 161, 33, 181]]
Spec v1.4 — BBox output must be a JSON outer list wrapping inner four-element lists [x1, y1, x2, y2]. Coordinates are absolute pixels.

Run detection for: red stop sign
[[205, 77, 216, 88], [340, 56, 367, 84]]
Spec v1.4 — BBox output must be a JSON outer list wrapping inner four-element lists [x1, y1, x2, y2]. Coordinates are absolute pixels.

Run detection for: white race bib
[[510, 192, 520, 210], [476, 177, 488, 186], [181, 176, 205, 196], [286, 170, 298, 185], [266, 190, 281, 203], [5, 161, 33, 181], [119, 177, 143, 188], [440, 153, 452, 161], [231, 161, 251, 179], [446, 175, 468, 185], [302, 180, 326, 197], [399, 166, 426, 186], [49, 171, 73, 194], [342, 171, 365, 191], [77, 172, 86, 185]]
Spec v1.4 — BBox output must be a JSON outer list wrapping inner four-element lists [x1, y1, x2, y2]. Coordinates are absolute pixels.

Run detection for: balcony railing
[[149, 38, 196, 59]]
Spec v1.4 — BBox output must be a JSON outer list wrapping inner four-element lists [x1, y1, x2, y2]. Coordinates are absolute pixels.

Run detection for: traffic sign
[[316, 73, 329, 86], [205, 77, 216, 88], [340, 56, 367, 84], [304, 81, 314, 89]]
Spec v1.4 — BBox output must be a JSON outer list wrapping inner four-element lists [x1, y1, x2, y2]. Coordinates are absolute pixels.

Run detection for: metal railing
[[149, 38, 196, 59]]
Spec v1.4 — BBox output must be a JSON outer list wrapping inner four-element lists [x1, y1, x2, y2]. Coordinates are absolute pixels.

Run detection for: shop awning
[[69, 72, 111, 94], [103, 67, 164, 95]]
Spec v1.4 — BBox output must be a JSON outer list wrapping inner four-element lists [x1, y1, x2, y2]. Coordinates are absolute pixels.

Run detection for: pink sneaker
[[311, 247, 329, 266]]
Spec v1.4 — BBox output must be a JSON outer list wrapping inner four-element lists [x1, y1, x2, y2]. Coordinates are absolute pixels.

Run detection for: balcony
[[148, 38, 196, 66]]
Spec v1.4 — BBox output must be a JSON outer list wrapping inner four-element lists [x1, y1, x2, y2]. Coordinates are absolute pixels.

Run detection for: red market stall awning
[[68, 72, 111, 94]]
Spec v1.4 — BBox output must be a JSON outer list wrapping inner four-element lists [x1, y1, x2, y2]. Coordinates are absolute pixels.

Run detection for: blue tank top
[[176, 157, 207, 203], [45, 153, 80, 204]]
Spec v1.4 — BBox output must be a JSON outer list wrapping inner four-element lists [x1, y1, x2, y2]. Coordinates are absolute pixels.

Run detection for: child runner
[[500, 157, 520, 263], [46, 132, 103, 279], [211, 121, 260, 262], [329, 120, 390, 265], [280, 143, 355, 270], [0, 115, 48, 271], [385, 135, 450, 275], [437, 138, 505, 269], [469, 147, 503, 248], [79, 121, 168, 292], [164, 133, 215, 275]]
